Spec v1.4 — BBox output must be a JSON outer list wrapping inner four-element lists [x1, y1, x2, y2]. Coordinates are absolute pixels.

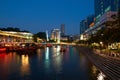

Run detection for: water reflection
[[52, 45, 62, 73], [37, 48, 41, 54], [45, 47, 49, 60], [97, 72, 106, 80], [0, 46, 110, 80], [92, 65, 98, 74], [20, 55, 30, 76], [90, 65, 109, 80], [45, 47, 50, 72], [0, 52, 21, 80], [79, 53, 89, 72], [56, 45, 60, 55], [52, 45, 61, 57], [37, 49, 42, 60]]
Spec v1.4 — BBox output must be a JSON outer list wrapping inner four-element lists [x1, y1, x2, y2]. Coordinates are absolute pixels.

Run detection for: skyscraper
[[50, 29, 60, 43], [86, 14, 95, 28], [80, 20, 87, 34], [60, 24, 65, 36], [94, 0, 120, 23], [81, 0, 120, 40], [80, 15, 94, 34]]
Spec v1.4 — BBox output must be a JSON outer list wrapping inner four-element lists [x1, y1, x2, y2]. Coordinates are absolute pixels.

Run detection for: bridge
[[36, 42, 76, 46]]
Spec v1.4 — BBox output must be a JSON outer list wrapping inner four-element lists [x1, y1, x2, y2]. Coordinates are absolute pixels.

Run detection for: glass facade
[[94, 0, 120, 23], [80, 15, 94, 34]]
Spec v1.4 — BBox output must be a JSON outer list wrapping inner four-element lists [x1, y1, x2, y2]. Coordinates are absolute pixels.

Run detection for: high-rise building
[[80, 0, 120, 40], [80, 20, 87, 34], [60, 24, 65, 36], [51, 30, 55, 40], [50, 29, 60, 43], [86, 14, 95, 27], [80, 15, 94, 34], [94, 0, 120, 23]]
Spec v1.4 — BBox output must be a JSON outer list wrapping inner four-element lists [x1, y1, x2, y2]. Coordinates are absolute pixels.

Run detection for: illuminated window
[[105, 6, 111, 13]]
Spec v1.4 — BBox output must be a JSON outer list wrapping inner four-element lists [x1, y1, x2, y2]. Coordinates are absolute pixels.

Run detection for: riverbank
[[76, 45, 120, 80], [92, 48, 120, 60], [76, 44, 120, 60]]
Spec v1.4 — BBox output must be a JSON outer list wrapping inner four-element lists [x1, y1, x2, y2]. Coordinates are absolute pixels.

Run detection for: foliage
[[49, 40, 56, 43], [87, 9, 120, 48], [35, 32, 46, 40], [0, 27, 29, 32], [0, 27, 20, 32], [33, 34, 37, 42]]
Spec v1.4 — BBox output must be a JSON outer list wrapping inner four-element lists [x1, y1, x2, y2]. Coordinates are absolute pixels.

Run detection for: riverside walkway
[[77, 46, 120, 80]]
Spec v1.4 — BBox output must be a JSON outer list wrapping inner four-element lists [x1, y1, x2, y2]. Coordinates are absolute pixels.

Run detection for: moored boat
[[60, 47, 66, 52], [0, 47, 6, 53]]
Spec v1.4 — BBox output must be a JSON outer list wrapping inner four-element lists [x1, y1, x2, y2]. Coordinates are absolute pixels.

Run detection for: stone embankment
[[76, 46, 120, 80]]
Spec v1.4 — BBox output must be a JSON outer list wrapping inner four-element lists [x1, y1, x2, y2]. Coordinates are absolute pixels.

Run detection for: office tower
[[94, 0, 120, 23], [80, 15, 94, 34], [80, 20, 87, 34], [51, 29, 60, 43], [60, 24, 65, 36], [86, 14, 94, 28]]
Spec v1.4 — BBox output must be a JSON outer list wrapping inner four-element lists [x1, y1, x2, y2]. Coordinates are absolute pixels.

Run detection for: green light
[[105, 6, 111, 13]]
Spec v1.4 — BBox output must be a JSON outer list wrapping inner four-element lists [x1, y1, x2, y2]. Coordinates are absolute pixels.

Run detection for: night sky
[[0, 0, 94, 35]]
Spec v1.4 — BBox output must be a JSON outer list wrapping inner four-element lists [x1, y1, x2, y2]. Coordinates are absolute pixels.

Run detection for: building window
[[105, 6, 111, 13]]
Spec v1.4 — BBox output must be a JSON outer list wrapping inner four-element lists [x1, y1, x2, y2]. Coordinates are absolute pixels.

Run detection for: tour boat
[[60, 47, 66, 52], [0, 47, 6, 53], [46, 43, 52, 47]]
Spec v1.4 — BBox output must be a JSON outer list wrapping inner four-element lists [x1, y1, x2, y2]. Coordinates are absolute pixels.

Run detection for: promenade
[[77, 46, 120, 80]]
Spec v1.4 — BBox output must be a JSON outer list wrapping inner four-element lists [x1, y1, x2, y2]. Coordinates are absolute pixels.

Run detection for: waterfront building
[[94, 0, 120, 23], [60, 35, 69, 41], [82, 11, 117, 40], [73, 34, 80, 42], [93, 0, 120, 34], [80, 20, 87, 34], [80, 15, 94, 40], [80, 15, 94, 35], [51, 30, 55, 40], [80, 0, 120, 40], [50, 29, 60, 43], [0, 30, 33, 46], [86, 14, 95, 28], [60, 24, 69, 41]]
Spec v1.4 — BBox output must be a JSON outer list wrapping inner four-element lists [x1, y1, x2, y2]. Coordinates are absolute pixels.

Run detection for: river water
[[0, 45, 109, 80]]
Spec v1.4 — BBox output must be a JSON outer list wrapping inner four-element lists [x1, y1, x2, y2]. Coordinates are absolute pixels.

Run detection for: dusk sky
[[0, 0, 94, 35]]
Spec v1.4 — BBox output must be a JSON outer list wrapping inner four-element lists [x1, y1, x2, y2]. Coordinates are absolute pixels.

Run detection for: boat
[[60, 47, 66, 52], [46, 43, 53, 47], [0, 47, 6, 53]]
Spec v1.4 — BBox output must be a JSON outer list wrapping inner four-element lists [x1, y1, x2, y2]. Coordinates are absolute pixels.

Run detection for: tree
[[33, 34, 37, 42], [87, 9, 120, 49], [35, 32, 46, 40], [118, 9, 120, 25], [0, 27, 30, 32]]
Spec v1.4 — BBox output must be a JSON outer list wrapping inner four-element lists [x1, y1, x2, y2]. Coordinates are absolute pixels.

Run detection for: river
[[0, 45, 109, 80]]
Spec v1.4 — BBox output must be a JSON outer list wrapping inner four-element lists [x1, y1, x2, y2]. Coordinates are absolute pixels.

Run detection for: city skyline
[[0, 0, 120, 80], [0, 0, 94, 35]]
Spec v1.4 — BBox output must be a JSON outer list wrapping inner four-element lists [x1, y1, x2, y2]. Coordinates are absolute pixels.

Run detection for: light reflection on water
[[52, 45, 62, 73], [0, 46, 110, 80], [45, 47, 49, 60], [90, 65, 109, 80], [20, 55, 30, 76], [44, 47, 50, 73], [52, 45, 61, 57], [97, 72, 106, 80]]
